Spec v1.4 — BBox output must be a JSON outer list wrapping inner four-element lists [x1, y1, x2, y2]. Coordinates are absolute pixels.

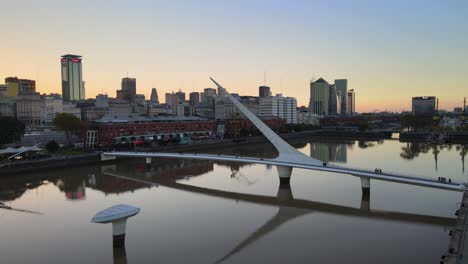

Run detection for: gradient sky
[[1, 0, 467, 112]]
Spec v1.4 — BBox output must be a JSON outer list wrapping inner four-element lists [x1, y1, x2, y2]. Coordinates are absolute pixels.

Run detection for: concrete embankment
[[0, 153, 101, 176], [441, 188, 468, 263]]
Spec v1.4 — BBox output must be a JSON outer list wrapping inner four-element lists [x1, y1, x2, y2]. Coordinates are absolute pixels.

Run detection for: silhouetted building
[[335, 79, 347, 115], [328, 84, 338, 115], [259, 86, 271, 98], [150, 88, 159, 104], [189, 92, 200, 106], [61, 54, 85, 101], [412, 96, 436, 116], [201, 88, 217, 106], [309, 78, 330, 116], [117, 77, 137, 102], [175, 91, 185, 102], [347, 89, 355, 115]]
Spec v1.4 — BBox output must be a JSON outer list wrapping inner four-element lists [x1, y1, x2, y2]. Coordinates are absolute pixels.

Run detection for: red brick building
[[224, 116, 286, 138], [85, 116, 216, 148]]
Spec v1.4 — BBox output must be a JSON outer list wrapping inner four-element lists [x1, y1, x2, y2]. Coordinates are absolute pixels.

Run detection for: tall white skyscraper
[[61, 54, 85, 101]]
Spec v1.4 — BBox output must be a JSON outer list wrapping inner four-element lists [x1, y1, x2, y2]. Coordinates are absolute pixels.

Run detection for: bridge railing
[[326, 162, 463, 185]]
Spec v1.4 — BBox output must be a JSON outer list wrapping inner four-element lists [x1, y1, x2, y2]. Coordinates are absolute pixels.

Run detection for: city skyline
[[1, 0, 467, 112]]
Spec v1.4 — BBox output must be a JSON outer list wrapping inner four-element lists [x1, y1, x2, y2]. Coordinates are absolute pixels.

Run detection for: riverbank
[[0, 153, 101, 176], [0, 129, 421, 176], [400, 132, 468, 143]]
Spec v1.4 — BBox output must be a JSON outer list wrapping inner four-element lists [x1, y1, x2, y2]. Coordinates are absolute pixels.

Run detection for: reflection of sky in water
[[0, 139, 466, 263]]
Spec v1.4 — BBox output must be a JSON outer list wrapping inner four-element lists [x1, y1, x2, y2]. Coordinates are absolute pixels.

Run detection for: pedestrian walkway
[[442, 186, 468, 263]]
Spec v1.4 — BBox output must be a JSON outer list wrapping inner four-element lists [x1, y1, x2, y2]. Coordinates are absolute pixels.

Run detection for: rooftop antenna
[[436, 98, 439, 112], [264, 71, 267, 86], [464, 97, 466, 111], [280, 78, 283, 94]]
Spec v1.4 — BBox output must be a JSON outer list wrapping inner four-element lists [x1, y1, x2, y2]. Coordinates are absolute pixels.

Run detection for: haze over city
[[1, 0, 467, 112]]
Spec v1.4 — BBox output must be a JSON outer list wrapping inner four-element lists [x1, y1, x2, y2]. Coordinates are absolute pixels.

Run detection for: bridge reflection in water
[[102, 160, 456, 263]]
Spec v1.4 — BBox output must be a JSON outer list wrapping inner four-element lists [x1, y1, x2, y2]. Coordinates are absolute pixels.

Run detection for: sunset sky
[[1, 0, 467, 112]]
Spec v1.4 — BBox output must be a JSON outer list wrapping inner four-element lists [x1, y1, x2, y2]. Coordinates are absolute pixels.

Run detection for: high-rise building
[[165, 92, 180, 115], [346, 89, 356, 115], [309, 78, 330, 116], [61, 54, 85, 101], [328, 84, 338, 115], [150, 88, 159, 104], [18, 79, 36, 94], [117, 77, 137, 102], [175, 91, 185, 102], [189, 92, 200, 106], [5, 77, 19, 97], [412, 96, 436, 116], [5, 77, 36, 96], [259, 86, 271, 98], [201, 88, 217, 107], [335, 79, 347, 115], [259, 94, 297, 124], [0, 84, 7, 97]]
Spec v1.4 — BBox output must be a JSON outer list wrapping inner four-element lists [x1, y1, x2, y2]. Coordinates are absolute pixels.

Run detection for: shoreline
[[1, 129, 466, 176]]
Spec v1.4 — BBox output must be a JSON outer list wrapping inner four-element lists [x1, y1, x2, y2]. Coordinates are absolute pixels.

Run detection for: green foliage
[[239, 128, 249, 137], [53, 113, 83, 145], [357, 120, 369, 132], [45, 140, 60, 153], [0, 116, 25, 145], [400, 114, 434, 132]]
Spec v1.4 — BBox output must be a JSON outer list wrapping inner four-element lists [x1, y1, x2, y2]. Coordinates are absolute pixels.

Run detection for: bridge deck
[[103, 151, 465, 192]]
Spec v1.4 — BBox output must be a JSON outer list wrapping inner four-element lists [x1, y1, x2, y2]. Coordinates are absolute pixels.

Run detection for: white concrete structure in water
[[91, 204, 140, 248]]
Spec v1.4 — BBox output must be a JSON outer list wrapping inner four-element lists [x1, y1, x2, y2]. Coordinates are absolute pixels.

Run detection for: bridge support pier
[[145, 157, 152, 168], [277, 166, 293, 186], [277, 183, 293, 202], [360, 177, 370, 194], [360, 187, 370, 211]]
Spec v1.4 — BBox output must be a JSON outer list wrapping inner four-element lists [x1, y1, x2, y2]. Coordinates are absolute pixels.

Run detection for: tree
[[45, 140, 59, 153], [400, 114, 414, 131], [53, 113, 83, 145], [0, 117, 25, 145], [358, 120, 369, 132]]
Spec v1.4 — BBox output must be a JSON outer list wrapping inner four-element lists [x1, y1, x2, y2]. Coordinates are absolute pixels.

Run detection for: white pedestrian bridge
[[102, 78, 465, 193], [103, 151, 464, 192]]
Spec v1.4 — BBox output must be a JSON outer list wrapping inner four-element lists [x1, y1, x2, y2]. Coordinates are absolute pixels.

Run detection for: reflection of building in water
[[86, 173, 149, 195], [0, 178, 44, 202], [112, 158, 215, 181], [309, 141, 347, 163], [56, 177, 87, 200]]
